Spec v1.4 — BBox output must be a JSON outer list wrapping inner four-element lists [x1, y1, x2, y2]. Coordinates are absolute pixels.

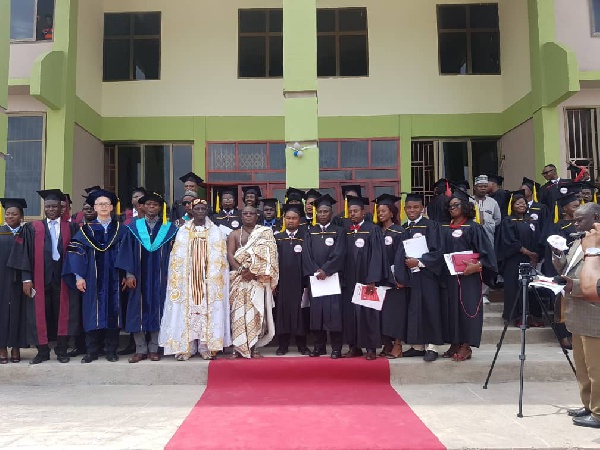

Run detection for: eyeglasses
[[241, 212, 257, 216], [182, 201, 191, 206], [95, 202, 112, 207], [541, 169, 555, 175], [448, 203, 462, 210]]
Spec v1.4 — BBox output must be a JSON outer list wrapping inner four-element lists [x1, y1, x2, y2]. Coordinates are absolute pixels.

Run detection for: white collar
[[286, 229, 298, 236], [408, 215, 423, 225]]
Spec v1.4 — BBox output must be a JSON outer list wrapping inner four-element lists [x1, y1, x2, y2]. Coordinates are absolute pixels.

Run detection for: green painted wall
[[0, 0, 9, 196], [31, 51, 66, 110]]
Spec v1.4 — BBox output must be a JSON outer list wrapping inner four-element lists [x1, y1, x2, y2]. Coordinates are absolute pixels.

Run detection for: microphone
[[569, 232, 587, 239]]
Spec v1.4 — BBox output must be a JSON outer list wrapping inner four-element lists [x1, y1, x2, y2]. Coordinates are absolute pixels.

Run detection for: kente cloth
[[230, 225, 279, 358], [159, 218, 231, 355]]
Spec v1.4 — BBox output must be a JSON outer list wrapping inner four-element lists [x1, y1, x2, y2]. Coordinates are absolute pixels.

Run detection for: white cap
[[474, 175, 488, 185]]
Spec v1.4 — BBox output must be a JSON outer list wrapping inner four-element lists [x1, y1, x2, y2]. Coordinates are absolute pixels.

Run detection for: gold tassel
[[215, 194, 220, 213], [400, 200, 405, 223], [344, 197, 349, 219], [475, 202, 481, 224], [116, 199, 121, 216], [595, 192, 598, 204], [0, 207, 3, 224], [507, 194, 513, 216], [280, 218, 286, 232], [312, 212, 317, 226], [533, 184, 538, 203], [277, 200, 281, 218], [581, 198, 585, 205], [554, 202, 559, 223], [373, 202, 378, 224], [163, 202, 167, 223]]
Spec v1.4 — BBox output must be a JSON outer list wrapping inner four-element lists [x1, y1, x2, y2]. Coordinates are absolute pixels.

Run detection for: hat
[[178, 172, 204, 185], [85, 189, 118, 207], [242, 185, 262, 198], [403, 192, 424, 204], [557, 192, 579, 208], [214, 186, 238, 213], [433, 178, 452, 196], [304, 189, 321, 201], [84, 185, 101, 194], [451, 190, 471, 202], [132, 186, 147, 196], [474, 175, 488, 185], [138, 192, 165, 205], [341, 185, 362, 198], [182, 190, 198, 199], [261, 198, 279, 208], [487, 174, 504, 185], [575, 181, 596, 192], [0, 198, 27, 211], [373, 194, 402, 207], [37, 189, 65, 202], [346, 195, 369, 208], [285, 187, 305, 203], [282, 203, 303, 217], [454, 180, 470, 190], [313, 194, 337, 209]]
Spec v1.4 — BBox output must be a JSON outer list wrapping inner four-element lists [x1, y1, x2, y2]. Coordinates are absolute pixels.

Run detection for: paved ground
[[1, 381, 599, 449]]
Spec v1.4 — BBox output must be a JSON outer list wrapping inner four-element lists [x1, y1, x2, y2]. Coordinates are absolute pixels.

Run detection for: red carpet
[[166, 357, 445, 450]]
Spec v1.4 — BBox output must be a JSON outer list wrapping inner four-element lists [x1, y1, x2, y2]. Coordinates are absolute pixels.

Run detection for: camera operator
[[552, 202, 600, 428]]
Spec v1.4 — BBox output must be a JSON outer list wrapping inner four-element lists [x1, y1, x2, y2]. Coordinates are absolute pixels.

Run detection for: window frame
[[5, 113, 47, 220], [591, 0, 600, 36], [237, 9, 283, 79], [102, 11, 162, 82], [9, 0, 55, 43], [564, 107, 600, 173], [317, 7, 369, 78], [436, 4, 501, 76]]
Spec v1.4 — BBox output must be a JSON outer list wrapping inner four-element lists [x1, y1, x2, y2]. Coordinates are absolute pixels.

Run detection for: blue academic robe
[[116, 218, 178, 333], [62, 221, 127, 332]]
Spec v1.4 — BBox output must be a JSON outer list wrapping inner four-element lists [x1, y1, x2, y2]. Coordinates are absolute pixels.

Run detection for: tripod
[[483, 264, 576, 417]]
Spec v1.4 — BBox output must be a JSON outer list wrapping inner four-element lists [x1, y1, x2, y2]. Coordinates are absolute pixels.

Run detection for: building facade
[[0, 0, 597, 217]]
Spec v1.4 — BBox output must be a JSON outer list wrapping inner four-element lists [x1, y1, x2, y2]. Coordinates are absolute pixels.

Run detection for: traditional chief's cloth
[[159, 218, 231, 355], [230, 225, 279, 358]]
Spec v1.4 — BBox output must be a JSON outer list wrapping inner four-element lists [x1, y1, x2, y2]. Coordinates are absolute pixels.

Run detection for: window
[[318, 139, 398, 180], [103, 143, 192, 208], [592, 0, 600, 35], [238, 9, 283, 78], [207, 142, 286, 182], [565, 108, 599, 173], [10, 0, 54, 41], [317, 8, 369, 77], [103, 12, 161, 81], [437, 4, 500, 75], [5, 115, 45, 217]]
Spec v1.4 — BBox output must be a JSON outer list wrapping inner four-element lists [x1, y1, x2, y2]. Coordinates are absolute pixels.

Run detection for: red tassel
[[445, 181, 451, 197]]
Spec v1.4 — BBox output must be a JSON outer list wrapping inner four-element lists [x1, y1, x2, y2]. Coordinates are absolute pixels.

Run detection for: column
[[0, 0, 10, 196]]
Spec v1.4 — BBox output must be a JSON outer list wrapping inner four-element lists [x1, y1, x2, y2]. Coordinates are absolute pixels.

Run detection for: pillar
[[0, 0, 10, 196]]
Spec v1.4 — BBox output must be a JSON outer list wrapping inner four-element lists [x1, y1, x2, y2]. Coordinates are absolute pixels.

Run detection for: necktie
[[290, 232, 295, 239], [321, 225, 327, 232], [350, 224, 360, 232], [50, 220, 60, 261], [265, 220, 274, 227], [408, 221, 415, 227]]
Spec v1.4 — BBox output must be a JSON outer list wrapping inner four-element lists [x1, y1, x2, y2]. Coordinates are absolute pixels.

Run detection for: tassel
[[400, 199, 405, 223], [581, 198, 585, 206], [0, 207, 3, 224], [312, 212, 317, 226], [595, 192, 598, 204], [344, 197, 349, 219], [373, 202, 378, 224], [475, 202, 481, 224], [507, 194, 513, 216], [276, 200, 281, 218], [116, 199, 121, 216], [445, 181, 451, 197], [163, 201, 167, 223], [215, 194, 220, 213], [533, 184, 538, 203], [554, 202, 559, 223], [280, 218, 286, 232]]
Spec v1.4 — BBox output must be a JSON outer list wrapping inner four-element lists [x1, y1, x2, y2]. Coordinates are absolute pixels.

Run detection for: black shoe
[[568, 407, 592, 417], [423, 350, 438, 362], [403, 348, 426, 357], [29, 353, 50, 365], [66, 349, 84, 358], [298, 347, 311, 356], [106, 353, 119, 362], [56, 354, 70, 363], [331, 350, 342, 359], [81, 353, 98, 363], [573, 415, 600, 428], [309, 347, 327, 357], [275, 347, 287, 356], [117, 344, 135, 356]]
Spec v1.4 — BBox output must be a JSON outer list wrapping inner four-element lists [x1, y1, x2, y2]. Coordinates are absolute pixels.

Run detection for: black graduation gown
[[394, 218, 445, 345], [274, 229, 307, 336], [527, 201, 549, 238], [380, 224, 407, 341], [489, 189, 511, 218], [303, 224, 346, 332], [541, 218, 576, 277], [539, 180, 571, 211], [0, 226, 28, 348], [211, 209, 242, 230], [262, 218, 282, 234], [426, 194, 450, 222], [496, 216, 542, 321], [341, 221, 388, 349], [332, 211, 373, 227], [440, 220, 497, 348]]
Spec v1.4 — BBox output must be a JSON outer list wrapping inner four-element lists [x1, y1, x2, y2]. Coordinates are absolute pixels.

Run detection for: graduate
[[116, 192, 178, 363], [440, 190, 497, 362], [333, 185, 373, 225], [341, 195, 388, 360], [539, 164, 572, 211], [577, 181, 597, 204], [71, 185, 101, 225], [395, 193, 445, 361], [520, 177, 549, 234], [171, 172, 203, 221], [285, 187, 305, 205], [302, 194, 346, 359], [0, 198, 29, 363], [211, 186, 242, 231], [260, 198, 281, 233], [62, 189, 127, 363], [273, 203, 310, 355], [302, 189, 321, 229], [487, 175, 510, 218], [122, 187, 147, 226], [426, 178, 451, 222], [241, 185, 262, 208], [496, 192, 543, 326], [372, 194, 406, 359]]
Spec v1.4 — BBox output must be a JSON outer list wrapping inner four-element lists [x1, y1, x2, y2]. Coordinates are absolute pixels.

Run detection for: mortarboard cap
[[138, 192, 165, 205], [433, 178, 448, 189], [261, 198, 279, 208], [373, 194, 402, 206], [313, 194, 337, 209], [38, 189, 65, 202], [0, 198, 27, 211], [178, 172, 204, 184], [84, 185, 101, 194], [346, 195, 369, 208], [85, 189, 118, 207], [451, 190, 470, 202], [557, 192, 579, 208], [341, 185, 362, 198], [487, 174, 504, 185], [576, 181, 596, 192], [511, 189, 527, 198], [403, 192, 424, 204], [282, 203, 303, 217], [454, 180, 470, 190], [132, 186, 147, 196], [285, 187, 305, 203], [242, 185, 262, 198], [304, 189, 321, 201]]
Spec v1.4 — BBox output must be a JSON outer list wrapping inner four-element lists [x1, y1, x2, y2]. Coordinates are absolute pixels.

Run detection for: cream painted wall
[[555, 0, 600, 72], [498, 119, 535, 190], [76, 0, 104, 112], [7, 93, 47, 112], [8, 42, 53, 79], [72, 124, 104, 200]]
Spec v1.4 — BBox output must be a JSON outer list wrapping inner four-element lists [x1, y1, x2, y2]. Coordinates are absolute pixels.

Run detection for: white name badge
[[231, 220, 240, 228], [530, 223, 536, 231], [530, 213, 538, 221], [452, 229, 463, 238], [325, 237, 334, 247], [384, 236, 393, 246], [560, 187, 568, 194], [294, 244, 303, 253], [355, 238, 365, 248]]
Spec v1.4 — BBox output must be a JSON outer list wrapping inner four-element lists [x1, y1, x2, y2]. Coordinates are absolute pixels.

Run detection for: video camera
[[518, 262, 537, 279]]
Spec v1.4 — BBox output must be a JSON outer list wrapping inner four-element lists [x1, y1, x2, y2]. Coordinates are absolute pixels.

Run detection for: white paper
[[309, 273, 341, 298], [301, 288, 310, 308], [443, 251, 474, 276], [351, 283, 390, 311], [547, 234, 568, 252], [403, 235, 429, 258], [530, 276, 565, 296]]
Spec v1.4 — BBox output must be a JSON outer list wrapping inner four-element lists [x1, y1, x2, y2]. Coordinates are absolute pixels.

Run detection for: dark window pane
[[338, 8, 367, 32], [239, 36, 267, 77], [317, 9, 335, 32], [320, 170, 350, 180], [36, 0, 54, 41], [209, 144, 236, 171], [269, 9, 283, 32], [104, 13, 131, 37], [442, 142, 468, 182], [374, 186, 396, 199], [355, 170, 397, 180], [470, 4, 499, 29], [5, 141, 43, 216], [340, 141, 368, 168], [208, 172, 253, 183], [144, 145, 170, 203], [269, 143, 286, 170], [7, 116, 43, 140], [269, 36, 283, 77], [594, 0, 600, 33], [173, 145, 193, 201], [254, 172, 286, 182], [317, 36, 336, 77], [319, 142, 339, 168], [371, 141, 398, 167], [437, 5, 467, 29], [117, 146, 142, 210], [471, 140, 498, 177], [239, 10, 267, 33], [439, 32, 467, 74], [471, 32, 500, 74], [134, 12, 160, 35], [239, 143, 267, 170], [10, 0, 36, 40], [339, 35, 368, 76], [133, 39, 160, 80], [103, 39, 131, 81]]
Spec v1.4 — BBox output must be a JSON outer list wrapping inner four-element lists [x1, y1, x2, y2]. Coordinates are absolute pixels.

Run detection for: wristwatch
[[585, 247, 600, 257]]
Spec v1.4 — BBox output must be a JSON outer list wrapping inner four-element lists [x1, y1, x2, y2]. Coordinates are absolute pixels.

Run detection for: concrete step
[[481, 325, 558, 345]]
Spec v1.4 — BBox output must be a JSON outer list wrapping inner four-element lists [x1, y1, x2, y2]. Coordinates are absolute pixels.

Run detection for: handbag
[[451, 253, 480, 273]]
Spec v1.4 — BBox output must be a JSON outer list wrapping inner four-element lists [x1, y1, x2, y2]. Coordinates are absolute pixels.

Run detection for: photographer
[[553, 202, 600, 428]]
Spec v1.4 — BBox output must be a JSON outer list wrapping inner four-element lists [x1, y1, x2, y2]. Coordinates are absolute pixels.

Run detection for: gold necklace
[[82, 221, 120, 252]]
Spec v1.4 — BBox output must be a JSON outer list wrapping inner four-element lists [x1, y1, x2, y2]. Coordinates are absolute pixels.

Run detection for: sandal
[[0, 348, 7, 365], [227, 352, 243, 360], [442, 344, 460, 358], [386, 342, 403, 359], [10, 348, 20, 363], [452, 345, 472, 362], [199, 352, 215, 361], [175, 353, 191, 361], [250, 350, 264, 359]]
